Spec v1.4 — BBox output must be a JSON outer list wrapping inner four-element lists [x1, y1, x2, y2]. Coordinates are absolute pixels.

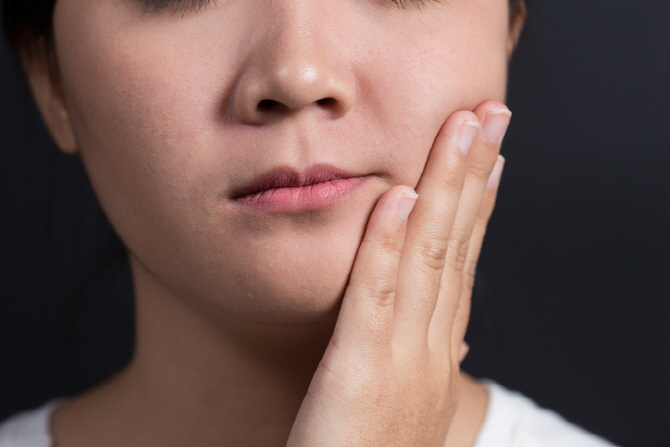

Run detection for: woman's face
[[48, 0, 515, 323]]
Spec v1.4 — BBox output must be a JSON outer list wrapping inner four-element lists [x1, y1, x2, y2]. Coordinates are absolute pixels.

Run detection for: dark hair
[[2, 0, 55, 50], [3, 0, 527, 51]]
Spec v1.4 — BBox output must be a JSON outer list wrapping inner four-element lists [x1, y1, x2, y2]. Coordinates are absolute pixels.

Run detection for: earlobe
[[20, 41, 78, 155], [507, 1, 527, 59]]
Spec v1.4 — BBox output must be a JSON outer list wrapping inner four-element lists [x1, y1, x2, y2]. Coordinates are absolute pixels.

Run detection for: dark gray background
[[1, 1, 669, 446]]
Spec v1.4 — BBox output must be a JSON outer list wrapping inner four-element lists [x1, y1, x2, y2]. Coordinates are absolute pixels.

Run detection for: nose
[[233, 10, 356, 124]]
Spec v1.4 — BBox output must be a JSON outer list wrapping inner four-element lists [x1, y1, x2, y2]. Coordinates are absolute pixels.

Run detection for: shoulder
[[474, 382, 618, 447], [0, 401, 62, 447]]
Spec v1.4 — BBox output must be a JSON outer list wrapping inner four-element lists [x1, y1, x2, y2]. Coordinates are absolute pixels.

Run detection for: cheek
[[54, 3, 241, 243], [352, 18, 509, 187]]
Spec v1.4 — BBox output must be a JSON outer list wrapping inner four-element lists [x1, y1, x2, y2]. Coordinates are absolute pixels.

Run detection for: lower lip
[[233, 176, 369, 212]]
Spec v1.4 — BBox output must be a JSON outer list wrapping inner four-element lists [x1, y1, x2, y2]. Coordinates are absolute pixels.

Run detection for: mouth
[[230, 165, 371, 212]]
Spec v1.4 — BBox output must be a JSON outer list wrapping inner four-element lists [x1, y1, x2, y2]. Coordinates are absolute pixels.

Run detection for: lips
[[230, 165, 369, 212]]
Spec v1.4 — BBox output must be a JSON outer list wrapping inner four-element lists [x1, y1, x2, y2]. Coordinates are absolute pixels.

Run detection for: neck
[[134, 275, 334, 446], [55, 257, 335, 447], [52, 257, 488, 447]]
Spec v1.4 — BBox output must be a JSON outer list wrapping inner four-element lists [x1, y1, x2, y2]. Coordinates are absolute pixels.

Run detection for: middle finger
[[392, 110, 478, 348]]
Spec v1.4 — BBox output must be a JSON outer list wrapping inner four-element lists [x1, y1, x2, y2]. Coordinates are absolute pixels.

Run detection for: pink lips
[[231, 166, 369, 212]]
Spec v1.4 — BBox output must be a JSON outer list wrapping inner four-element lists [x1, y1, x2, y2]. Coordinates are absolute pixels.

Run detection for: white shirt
[[0, 383, 617, 447], [474, 382, 616, 447]]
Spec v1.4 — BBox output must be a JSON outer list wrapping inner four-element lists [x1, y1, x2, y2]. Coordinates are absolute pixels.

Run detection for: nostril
[[316, 97, 336, 107], [258, 99, 279, 111], [254, 97, 339, 116]]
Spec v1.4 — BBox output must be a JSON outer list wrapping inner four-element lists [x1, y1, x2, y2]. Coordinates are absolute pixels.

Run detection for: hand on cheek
[[286, 101, 510, 447]]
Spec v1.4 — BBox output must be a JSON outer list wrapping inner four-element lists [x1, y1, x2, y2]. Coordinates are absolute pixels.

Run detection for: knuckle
[[417, 236, 449, 272], [442, 171, 465, 191], [462, 245, 479, 279], [367, 285, 397, 306], [462, 262, 476, 290], [362, 232, 403, 259], [467, 158, 495, 181], [377, 233, 404, 258], [351, 278, 397, 306], [446, 235, 470, 272]]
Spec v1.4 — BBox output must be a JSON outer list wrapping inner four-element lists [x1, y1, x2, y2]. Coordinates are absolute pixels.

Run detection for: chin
[[231, 276, 348, 325], [134, 205, 371, 327], [222, 228, 365, 325]]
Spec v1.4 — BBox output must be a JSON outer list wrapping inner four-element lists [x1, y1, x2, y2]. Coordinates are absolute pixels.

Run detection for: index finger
[[331, 185, 417, 357]]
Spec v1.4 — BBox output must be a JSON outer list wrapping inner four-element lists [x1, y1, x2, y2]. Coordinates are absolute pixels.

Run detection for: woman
[[0, 0, 616, 445]]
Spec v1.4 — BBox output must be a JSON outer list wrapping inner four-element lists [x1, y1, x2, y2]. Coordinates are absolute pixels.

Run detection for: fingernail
[[457, 121, 480, 156], [482, 109, 512, 143], [398, 192, 419, 222], [487, 155, 505, 190], [459, 342, 470, 363]]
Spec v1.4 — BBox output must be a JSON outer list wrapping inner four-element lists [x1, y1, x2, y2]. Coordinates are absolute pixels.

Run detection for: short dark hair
[[2, 0, 527, 52], [2, 0, 55, 50]]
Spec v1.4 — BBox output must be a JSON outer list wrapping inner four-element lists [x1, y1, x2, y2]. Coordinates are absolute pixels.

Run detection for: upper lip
[[230, 165, 364, 200]]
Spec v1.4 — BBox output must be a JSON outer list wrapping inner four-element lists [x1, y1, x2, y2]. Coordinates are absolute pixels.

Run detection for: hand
[[286, 102, 510, 447]]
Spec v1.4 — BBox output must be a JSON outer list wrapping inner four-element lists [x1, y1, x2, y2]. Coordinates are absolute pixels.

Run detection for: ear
[[507, 0, 527, 59], [20, 39, 78, 155]]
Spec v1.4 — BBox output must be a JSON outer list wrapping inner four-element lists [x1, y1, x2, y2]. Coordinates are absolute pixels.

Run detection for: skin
[[22, 0, 524, 445]]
